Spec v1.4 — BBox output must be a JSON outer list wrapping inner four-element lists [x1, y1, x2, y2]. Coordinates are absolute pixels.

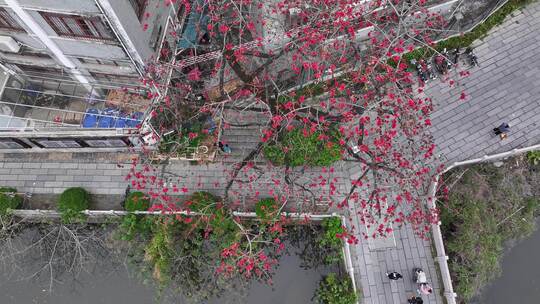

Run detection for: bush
[[145, 219, 174, 284], [188, 192, 239, 245], [319, 217, 345, 264], [263, 128, 342, 167], [255, 198, 279, 221], [441, 193, 540, 301], [527, 150, 540, 165], [315, 273, 358, 304], [125, 191, 151, 212], [0, 187, 22, 215], [57, 187, 90, 223]]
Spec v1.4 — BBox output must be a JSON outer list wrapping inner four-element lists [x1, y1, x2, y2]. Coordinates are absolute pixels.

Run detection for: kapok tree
[[127, 0, 465, 287]]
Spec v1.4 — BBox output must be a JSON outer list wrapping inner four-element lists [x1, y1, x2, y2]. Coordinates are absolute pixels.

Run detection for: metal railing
[[427, 144, 540, 304]]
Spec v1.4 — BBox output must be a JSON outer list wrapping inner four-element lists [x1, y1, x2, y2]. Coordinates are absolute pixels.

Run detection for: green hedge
[[125, 191, 151, 212], [404, 0, 535, 63], [315, 273, 358, 304], [0, 187, 22, 215], [263, 128, 342, 167], [58, 187, 90, 223]]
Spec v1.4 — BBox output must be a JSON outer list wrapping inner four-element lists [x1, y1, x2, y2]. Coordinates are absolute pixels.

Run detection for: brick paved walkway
[[345, 168, 443, 304], [427, 4, 540, 164]]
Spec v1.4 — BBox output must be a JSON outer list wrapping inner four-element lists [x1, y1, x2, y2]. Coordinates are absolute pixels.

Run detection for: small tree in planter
[[0, 187, 22, 215], [57, 187, 90, 223], [315, 273, 358, 304]]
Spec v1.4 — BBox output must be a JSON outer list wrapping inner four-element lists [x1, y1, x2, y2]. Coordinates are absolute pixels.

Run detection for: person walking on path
[[218, 141, 232, 153], [386, 271, 403, 280], [418, 282, 433, 295], [408, 296, 424, 304], [493, 122, 510, 139]]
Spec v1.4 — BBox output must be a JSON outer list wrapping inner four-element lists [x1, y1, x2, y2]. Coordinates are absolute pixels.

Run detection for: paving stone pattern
[[427, 4, 540, 164], [350, 222, 442, 304]]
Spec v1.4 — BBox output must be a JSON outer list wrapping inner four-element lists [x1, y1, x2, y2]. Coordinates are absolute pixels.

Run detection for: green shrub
[[441, 192, 540, 301], [319, 217, 345, 264], [145, 219, 174, 284], [188, 192, 239, 245], [0, 187, 22, 215], [527, 150, 540, 165], [263, 128, 342, 167], [315, 273, 358, 304], [57, 187, 90, 223], [188, 191, 219, 212], [119, 213, 153, 241], [255, 198, 279, 221], [125, 191, 151, 212], [262, 145, 286, 166]]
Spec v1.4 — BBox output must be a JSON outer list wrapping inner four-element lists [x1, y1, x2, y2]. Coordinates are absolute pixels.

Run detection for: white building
[[0, 0, 182, 151]]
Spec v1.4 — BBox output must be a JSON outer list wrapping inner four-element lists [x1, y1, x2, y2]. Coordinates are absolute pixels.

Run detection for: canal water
[[0, 250, 329, 304], [478, 218, 540, 304]]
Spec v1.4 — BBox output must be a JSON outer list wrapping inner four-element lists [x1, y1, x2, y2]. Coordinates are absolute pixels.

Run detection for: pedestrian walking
[[408, 296, 424, 304], [493, 122, 510, 139], [386, 271, 403, 280], [218, 141, 232, 154], [418, 283, 433, 295]]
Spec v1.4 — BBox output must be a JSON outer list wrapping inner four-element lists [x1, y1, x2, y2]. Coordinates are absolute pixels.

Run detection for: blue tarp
[[126, 112, 143, 128], [82, 108, 99, 128], [83, 109, 141, 129], [97, 108, 118, 128], [177, 0, 210, 49]]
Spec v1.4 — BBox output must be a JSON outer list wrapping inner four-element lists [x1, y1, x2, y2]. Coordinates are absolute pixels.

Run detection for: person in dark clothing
[[493, 122, 510, 139], [386, 271, 403, 280], [218, 141, 232, 154], [408, 296, 424, 304]]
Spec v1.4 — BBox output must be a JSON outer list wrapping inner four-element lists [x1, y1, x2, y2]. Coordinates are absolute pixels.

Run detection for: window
[[41, 12, 114, 41], [78, 57, 121, 66], [90, 72, 140, 86], [129, 0, 147, 20], [16, 64, 64, 77], [0, 8, 23, 31]]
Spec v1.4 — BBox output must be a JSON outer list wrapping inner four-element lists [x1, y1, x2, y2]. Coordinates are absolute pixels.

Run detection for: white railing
[[428, 144, 540, 304]]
